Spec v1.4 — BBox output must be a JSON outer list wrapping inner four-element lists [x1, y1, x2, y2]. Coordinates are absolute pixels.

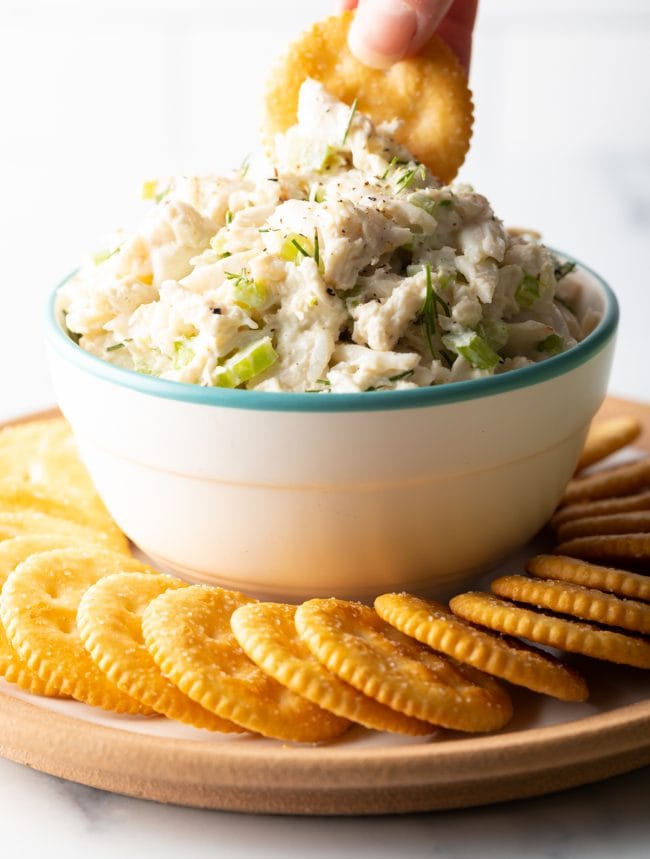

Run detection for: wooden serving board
[[0, 397, 649, 816]]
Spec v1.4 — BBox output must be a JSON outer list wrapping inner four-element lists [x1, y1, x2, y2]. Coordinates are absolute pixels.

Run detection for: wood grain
[[0, 398, 649, 815]]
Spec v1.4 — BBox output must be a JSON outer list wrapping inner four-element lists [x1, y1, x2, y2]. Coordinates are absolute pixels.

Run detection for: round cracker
[[561, 457, 650, 506], [0, 481, 127, 554], [492, 574, 650, 635], [0, 417, 128, 553], [0, 535, 95, 697], [576, 416, 642, 472], [0, 509, 124, 551], [450, 591, 650, 669], [142, 585, 349, 742], [374, 593, 587, 702], [555, 533, 650, 564], [550, 492, 650, 531], [527, 554, 650, 602], [0, 547, 155, 713], [231, 601, 431, 735], [556, 511, 650, 542], [295, 598, 512, 732], [264, 12, 473, 184], [78, 572, 242, 732]]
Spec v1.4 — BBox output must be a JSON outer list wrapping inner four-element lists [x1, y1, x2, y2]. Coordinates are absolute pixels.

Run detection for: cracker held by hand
[[231, 601, 431, 735], [264, 12, 473, 184], [78, 572, 242, 732], [0, 547, 154, 712], [374, 592, 587, 702], [450, 591, 650, 669], [491, 574, 650, 635], [527, 554, 650, 602], [295, 598, 512, 732], [576, 416, 642, 473], [142, 585, 349, 742]]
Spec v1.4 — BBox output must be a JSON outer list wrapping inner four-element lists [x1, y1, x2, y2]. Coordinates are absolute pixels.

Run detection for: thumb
[[348, 0, 452, 69]]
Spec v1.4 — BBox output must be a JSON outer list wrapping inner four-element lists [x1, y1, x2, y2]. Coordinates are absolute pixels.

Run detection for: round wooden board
[[0, 399, 649, 816]]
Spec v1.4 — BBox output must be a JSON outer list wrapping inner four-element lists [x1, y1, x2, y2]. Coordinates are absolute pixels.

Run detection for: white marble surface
[[1, 0, 650, 854], [0, 755, 648, 857]]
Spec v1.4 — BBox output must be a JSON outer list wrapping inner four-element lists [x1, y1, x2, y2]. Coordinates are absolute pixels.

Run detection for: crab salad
[[58, 79, 595, 393]]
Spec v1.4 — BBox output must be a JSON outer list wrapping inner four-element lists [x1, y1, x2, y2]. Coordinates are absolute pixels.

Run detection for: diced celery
[[536, 333, 564, 355], [442, 330, 500, 370], [227, 272, 266, 310], [478, 319, 509, 351], [213, 337, 277, 388], [173, 338, 195, 369], [279, 233, 314, 263], [310, 185, 326, 203], [515, 274, 541, 308]]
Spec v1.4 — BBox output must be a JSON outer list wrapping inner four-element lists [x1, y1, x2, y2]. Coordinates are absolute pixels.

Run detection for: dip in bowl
[[46, 259, 617, 601], [46, 82, 618, 600]]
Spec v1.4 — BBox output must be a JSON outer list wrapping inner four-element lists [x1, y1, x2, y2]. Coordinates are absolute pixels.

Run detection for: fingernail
[[349, 0, 418, 69]]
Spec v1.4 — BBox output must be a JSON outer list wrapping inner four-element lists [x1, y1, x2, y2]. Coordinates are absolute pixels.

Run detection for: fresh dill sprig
[[418, 264, 450, 359], [341, 97, 358, 145], [421, 263, 437, 358], [388, 370, 414, 382], [313, 228, 320, 266], [291, 237, 310, 257]]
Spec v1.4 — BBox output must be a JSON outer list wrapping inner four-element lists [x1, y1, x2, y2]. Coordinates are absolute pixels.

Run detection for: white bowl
[[46, 260, 618, 601]]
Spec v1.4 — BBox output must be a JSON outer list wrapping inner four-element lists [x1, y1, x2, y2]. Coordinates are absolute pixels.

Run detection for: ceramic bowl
[[45, 260, 618, 601]]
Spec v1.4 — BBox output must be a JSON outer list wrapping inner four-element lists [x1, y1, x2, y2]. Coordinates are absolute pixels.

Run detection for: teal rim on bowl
[[46, 257, 618, 413]]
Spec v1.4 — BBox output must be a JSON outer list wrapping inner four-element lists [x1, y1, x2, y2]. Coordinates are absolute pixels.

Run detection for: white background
[[0, 0, 649, 419]]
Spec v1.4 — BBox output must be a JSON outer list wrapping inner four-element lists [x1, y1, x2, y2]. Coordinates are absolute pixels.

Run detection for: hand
[[339, 0, 478, 72]]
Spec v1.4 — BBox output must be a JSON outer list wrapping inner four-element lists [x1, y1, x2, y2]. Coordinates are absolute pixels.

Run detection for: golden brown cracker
[[0, 535, 91, 696], [142, 585, 348, 742], [527, 554, 650, 602], [0, 547, 154, 712], [576, 416, 642, 472], [0, 417, 128, 553], [450, 591, 650, 669], [491, 574, 650, 635], [555, 533, 650, 565], [374, 592, 587, 702], [295, 598, 512, 732], [0, 481, 127, 553], [78, 572, 241, 732], [550, 492, 650, 530], [264, 12, 473, 184], [0, 510, 123, 551], [231, 601, 431, 735], [556, 511, 650, 542], [561, 457, 650, 506]]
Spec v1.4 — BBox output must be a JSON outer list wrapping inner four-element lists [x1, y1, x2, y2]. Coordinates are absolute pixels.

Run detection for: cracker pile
[[0, 414, 648, 743]]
